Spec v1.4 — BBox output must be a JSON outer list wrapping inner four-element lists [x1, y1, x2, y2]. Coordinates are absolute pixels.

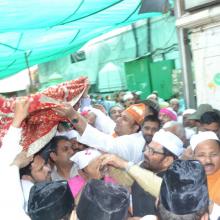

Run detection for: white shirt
[[78, 124, 145, 163], [0, 126, 23, 167], [0, 126, 30, 220], [21, 180, 34, 212], [185, 127, 196, 140], [86, 107, 116, 134], [210, 203, 220, 220], [51, 164, 78, 181], [0, 165, 31, 220]]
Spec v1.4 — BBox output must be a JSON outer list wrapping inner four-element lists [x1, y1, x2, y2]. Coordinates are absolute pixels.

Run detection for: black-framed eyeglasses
[[144, 145, 165, 155]]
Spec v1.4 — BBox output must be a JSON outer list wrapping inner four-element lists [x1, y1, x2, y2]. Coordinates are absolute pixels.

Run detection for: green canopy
[[0, 0, 161, 79]]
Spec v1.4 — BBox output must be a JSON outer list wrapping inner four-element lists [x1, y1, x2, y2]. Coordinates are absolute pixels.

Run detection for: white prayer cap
[[135, 91, 142, 96], [190, 131, 219, 151], [182, 109, 196, 116], [70, 148, 101, 170], [152, 129, 184, 157], [56, 130, 80, 139], [123, 92, 134, 101], [147, 94, 157, 100]]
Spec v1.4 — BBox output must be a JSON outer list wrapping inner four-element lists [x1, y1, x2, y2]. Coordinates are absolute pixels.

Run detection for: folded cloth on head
[[124, 103, 146, 125], [70, 148, 101, 170], [0, 77, 87, 155], [159, 108, 177, 121]]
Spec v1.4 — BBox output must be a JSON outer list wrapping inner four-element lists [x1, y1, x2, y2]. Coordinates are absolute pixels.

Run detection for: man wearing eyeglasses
[[100, 129, 184, 218], [131, 129, 183, 217]]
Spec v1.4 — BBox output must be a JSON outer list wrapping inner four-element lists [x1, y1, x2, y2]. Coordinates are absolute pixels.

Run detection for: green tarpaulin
[[0, 0, 161, 79]]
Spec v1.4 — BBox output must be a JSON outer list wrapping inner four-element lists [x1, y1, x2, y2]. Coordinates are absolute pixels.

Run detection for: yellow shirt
[[109, 165, 162, 198], [207, 169, 220, 205]]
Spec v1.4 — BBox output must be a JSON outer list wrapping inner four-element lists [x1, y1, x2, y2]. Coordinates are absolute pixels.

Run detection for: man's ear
[[50, 152, 56, 161], [133, 124, 140, 133], [163, 156, 174, 168]]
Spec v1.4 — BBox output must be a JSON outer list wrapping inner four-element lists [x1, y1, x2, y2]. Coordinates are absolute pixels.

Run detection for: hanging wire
[[59, 0, 123, 25], [24, 50, 33, 91]]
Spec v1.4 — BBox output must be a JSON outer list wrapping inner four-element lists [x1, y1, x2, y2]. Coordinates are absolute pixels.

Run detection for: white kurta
[[80, 97, 116, 134], [91, 107, 116, 134], [0, 126, 23, 167], [0, 126, 30, 220], [83, 106, 116, 134], [210, 203, 220, 220], [77, 124, 145, 163], [51, 163, 78, 181]]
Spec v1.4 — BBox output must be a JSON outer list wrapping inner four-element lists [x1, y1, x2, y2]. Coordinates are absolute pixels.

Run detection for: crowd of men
[[0, 86, 220, 220]]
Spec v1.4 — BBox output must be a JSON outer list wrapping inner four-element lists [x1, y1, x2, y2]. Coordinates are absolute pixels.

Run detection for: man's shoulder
[[21, 179, 34, 190], [116, 131, 144, 140], [131, 131, 144, 137]]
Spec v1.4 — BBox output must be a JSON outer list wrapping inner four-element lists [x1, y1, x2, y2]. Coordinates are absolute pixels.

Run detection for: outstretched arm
[[54, 103, 143, 162], [54, 103, 87, 135], [100, 154, 162, 197]]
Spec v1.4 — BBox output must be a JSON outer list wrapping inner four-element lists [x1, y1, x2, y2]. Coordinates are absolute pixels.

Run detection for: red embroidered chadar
[[0, 77, 87, 156]]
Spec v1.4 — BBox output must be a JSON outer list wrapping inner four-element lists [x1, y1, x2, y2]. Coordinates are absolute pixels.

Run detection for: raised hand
[[100, 154, 128, 170], [11, 150, 33, 168], [53, 103, 77, 120], [12, 97, 30, 128], [54, 102, 87, 135], [86, 156, 105, 180]]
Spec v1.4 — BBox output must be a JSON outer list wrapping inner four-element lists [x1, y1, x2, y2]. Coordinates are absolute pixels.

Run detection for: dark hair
[[143, 115, 161, 127], [20, 136, 69, 178], [137, 100, 160, 118], [163, 147, 178, 160], [48, 136, 70, 153], [20, 161, 32, 178], [19, 146, 49, 178], [149, 105, 159, 118], [157, 202, 207, 220], [200, 111, 220, 125]]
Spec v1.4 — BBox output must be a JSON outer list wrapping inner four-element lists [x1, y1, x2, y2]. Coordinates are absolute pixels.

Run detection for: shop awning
[[0, 0, 161, 79]]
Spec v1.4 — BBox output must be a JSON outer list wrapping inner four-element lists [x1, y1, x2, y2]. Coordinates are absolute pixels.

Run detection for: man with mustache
[[141, 115, 160, 145], [190, 131, 220, 205], [100, 129, 184, 217], [131, 129, 183, 217]]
